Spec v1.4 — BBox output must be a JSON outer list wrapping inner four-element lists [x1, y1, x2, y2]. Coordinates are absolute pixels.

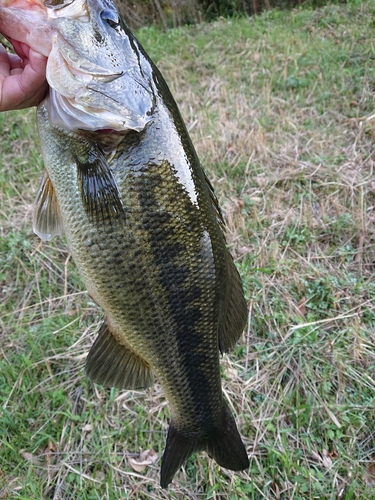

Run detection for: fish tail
[[160, 403, 249, 488], [205, 403, 249, 472]]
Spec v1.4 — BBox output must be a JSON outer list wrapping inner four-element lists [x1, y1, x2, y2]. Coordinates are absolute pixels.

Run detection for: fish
[[0, 0, 249, 487]]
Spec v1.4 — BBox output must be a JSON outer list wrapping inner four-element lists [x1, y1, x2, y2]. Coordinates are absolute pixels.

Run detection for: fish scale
[[0, 0, 250, 487]]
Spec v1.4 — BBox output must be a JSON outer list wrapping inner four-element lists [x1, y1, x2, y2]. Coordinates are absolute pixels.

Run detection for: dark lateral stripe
[[136, 163, 219, 428]]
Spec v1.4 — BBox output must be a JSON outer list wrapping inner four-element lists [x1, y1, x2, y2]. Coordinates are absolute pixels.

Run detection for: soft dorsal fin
[[86, 320, 154, 390], [33, 170, 63, 241], [202, 170, 248, 352], [203, 170, 226, 232], [218, 255, 248, 353], [75, 143, 124, 224]]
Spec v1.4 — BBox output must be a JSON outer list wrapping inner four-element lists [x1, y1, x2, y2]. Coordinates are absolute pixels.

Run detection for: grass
[[1, 0, 375, 498]]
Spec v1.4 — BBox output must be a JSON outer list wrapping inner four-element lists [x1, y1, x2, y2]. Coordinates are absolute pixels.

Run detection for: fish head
[[0, 0, 155, 132], [46, 0, 156, 132], [47, 0, 129, 78]]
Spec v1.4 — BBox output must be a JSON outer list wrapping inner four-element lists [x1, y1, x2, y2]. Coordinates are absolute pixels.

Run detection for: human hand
[[0, 38, 48, 111]]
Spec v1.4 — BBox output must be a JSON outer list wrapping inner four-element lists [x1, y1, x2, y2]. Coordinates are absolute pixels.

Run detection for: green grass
[[1, 1, 375, 498]]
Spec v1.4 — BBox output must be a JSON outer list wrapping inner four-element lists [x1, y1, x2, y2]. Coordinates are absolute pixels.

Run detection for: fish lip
[[0, 5, 52, 56]]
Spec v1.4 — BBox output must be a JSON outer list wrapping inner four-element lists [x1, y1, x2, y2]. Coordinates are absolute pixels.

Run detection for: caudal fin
[[160, 403, 249, 488]]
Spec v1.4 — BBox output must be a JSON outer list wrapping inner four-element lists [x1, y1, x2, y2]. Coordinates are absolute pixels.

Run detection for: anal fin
[[33, 171, 63, 241], [86, 320, 153, 390]]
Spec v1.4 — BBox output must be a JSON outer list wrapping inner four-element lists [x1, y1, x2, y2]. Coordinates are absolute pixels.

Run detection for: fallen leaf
[[21, 452, 41, 465], [43, 440, 57, 464], [237, 246, 251, 255], [363, 463, 375, 485], [94, 471, 105, 481], [82, 424, 93, 433], [231, 199, 244, 214], [253, 52, 261, 63], [128, 449, 158, 473], [48, 439, 57, 452], [225, 366, 238, 379], [322, 449, 332, 468], [254, 173, 268, 188], [296, 297, 307, 318]]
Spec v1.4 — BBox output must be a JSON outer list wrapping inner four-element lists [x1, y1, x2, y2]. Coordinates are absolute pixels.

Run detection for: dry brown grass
[[1, 2, 375, 498]]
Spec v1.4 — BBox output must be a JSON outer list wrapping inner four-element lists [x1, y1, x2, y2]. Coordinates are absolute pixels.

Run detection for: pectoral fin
[[33, 171, 63, 241], [86, 320, 153, 390], [75, 144, 124, 223]]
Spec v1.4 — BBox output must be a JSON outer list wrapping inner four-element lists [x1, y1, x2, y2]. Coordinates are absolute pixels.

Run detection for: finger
[[11, 40, 30, 61], [28, 48, 48, 77], [15, 50, 48, 108], [0, 45, 11, 77], [0, 49, 48, 110], [0, 43, 23, 73], [10, 39, 27, 59]]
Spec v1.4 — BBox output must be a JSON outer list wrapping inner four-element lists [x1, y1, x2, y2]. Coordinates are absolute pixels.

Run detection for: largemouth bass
[[0, 0, 249, 487]]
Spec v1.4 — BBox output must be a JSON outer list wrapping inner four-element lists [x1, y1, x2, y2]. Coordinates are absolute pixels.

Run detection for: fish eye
[[100, 9, 120, 29]]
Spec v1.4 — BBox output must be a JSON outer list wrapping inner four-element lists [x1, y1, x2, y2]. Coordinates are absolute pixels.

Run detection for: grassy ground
[[1, 1, 375, 498]]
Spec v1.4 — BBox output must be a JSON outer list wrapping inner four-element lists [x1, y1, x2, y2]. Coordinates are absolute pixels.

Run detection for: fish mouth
[[96, 128, 116, 133]]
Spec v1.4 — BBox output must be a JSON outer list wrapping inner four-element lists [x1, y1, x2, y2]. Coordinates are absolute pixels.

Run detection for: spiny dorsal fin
[[218, 255, 248, 353], [75, 144, 124, 223], [33, 170, 63, 241], [86, 320, 153, 390]]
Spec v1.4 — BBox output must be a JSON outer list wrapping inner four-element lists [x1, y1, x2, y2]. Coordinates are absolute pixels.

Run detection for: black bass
[[0, 0, 249, 487]]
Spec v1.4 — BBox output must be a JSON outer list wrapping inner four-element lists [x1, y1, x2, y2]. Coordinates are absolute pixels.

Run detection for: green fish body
[[0, 0, 249, 487]]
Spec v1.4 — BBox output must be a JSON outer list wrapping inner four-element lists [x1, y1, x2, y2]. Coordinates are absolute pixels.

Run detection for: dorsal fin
[[33, 170, 63, 241], [203, 170, 247, 352], [218, 258, 248, 353], [86, 320, 154, 390], [203, 170, 226, 232]]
